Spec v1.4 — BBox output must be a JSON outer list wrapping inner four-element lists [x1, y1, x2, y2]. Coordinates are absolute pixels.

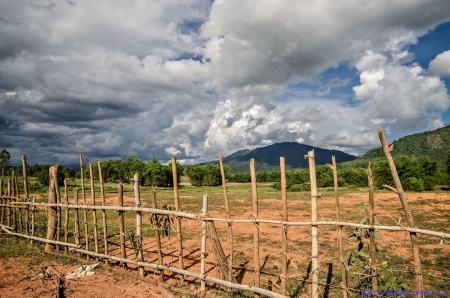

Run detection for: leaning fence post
[[98, 162, 108, 258], [219, 155, 234, 286], [118, 183, 127, 268], [172, 156, 184, 282], [45, 165, 61, 252], [330, 156, 348, 298], [201, 194, 208, 293], [22, 155, 30, 235], [305, 150, 319, 298], [90, 162, 99, 258], [280, 157, 288, 296], [134, 173, 145, 276], [250, 158, 260, 298], [151, 187, 164, 280], [378, 127, 423, 296], [80, 151, 89, 260], [367, 162, 377, 290]]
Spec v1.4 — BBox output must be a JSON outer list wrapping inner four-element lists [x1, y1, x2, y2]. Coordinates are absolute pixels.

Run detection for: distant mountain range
[[203, 142, 357, 174]]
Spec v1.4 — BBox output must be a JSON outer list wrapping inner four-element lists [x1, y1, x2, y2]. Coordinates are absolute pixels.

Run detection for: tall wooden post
[[22, 156, 30, 235], [118, 183, 126, 268], [90, 163, 99, 257], [367, 163, 377, 290], [98, 162, 108, 257], [250, 159, 260, 298], [74, 188, 80, 257], [306, 150, 319, 298], [200, 194, 208, 293], [0, 178, 3, 224], [7, 179, 11, 227], [45, 165, 61, 252], [330, 156, 348, 298], [152, 188, 164, 280], [219, 155, 234, 284], [80, 151, 89, 259], [134, 173, 144, 276], [280, 157, 288, 295], [378, 128, 423, 296], [64, 179, 69, 253], [31, 196, 36, 243], [172, 156, 184, 282]]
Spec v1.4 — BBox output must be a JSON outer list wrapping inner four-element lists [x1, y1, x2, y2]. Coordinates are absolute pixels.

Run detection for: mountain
[[205, 142, 357, 174], [341, 125, 450, 168]]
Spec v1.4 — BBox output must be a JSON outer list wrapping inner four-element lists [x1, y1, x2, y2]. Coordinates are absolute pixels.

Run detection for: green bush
[[403, 177, 424, 192], [289, 184, 310, 192]]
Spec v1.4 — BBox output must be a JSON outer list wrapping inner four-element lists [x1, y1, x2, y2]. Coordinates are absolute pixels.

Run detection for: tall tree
[[0, 149, 11, 179]]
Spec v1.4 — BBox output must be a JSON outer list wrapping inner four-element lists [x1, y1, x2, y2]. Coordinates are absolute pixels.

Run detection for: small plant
[[150, 204, 174, 237]]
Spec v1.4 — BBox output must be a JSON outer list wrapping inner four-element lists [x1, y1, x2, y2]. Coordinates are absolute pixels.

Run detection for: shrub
[[403, 177, 424, 192]]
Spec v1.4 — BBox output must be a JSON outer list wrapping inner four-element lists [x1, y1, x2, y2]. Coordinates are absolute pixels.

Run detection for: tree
[[0, 149, 11, 179]]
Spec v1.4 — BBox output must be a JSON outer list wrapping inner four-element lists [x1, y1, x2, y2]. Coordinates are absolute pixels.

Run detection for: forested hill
[[351, 125, 450, 167], [206, 142, 357, 174]]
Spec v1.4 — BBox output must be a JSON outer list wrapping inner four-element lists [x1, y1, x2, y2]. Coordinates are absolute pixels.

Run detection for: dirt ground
[[1, 190, 449, 297]]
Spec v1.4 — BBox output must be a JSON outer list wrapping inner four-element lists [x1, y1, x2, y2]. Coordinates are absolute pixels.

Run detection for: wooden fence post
[[64, 179, 69, 253], [250, 158, 260, 298], [45, 165, 60, 252], [378, 128, 423, 296], [280, 157, 288, 296], [90, 162, 99, 257], [98, 162, 108, 257], [151, 188, 164, 280], [219, 155, 234, 286], [7, 178, 11, 228], [80, 151, 89, 259], [74, 188, 80, 257], [0, 178, 3, 224], [22, 155, 30, 235], [305, 150, 319, 298], [330, 156, 348, 298], [134, 173, 145, 276], [367, 162, 377, 290], [118, 183, 126, 268], [31, 196, 36, 243], [200, 194, 208, 293], [172, 156, 184, 282]]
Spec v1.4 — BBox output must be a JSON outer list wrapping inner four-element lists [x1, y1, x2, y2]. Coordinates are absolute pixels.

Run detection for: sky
[[1, 0, 450, 166]]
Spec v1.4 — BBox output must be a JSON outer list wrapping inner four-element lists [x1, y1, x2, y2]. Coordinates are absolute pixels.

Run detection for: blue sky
[[1, 1, 450, 165]]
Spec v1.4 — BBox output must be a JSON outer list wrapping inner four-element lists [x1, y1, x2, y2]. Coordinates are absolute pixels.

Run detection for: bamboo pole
[[6, 180, 11, 228], [330, 156, 348, 298], [250, 158, 260, 298], [378, 127, 423, 296], [22, 155, 29, 235], [151, 187, 163, 280], [80, 151, 89, 259], [118, 183, 126, 268], [134, 173, 145, 276], [15, 175, 23, 233], [90, 163, 99, 257], [280, 157, 288, 296], [305, 150, 319, 298], [172, 156, 184, 282], [45, 165, 60, 252], [219, 155, 234, 287], [98, 162, 108, 257], [200, 194, 208, 293], [64, 179, 69, 253], [31, 197, 36, 244], [74, 188, 80, 257], [10, 174, 16, 231], [367, 162, 377, 290], [0, 179, 3, 224]]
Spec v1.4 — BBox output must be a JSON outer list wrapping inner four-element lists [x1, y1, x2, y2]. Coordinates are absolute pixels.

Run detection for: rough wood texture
[[134, 173, 144, 276], [64, 179, 69, 253], [98, 162, 108, 256], [172, 156, 184, 283], [200, 194, 208, 293], [250, 158, 260, 298], [280, 157, 288, 296], [378, 127, 423, 296], [118, 183, 127, 268], [367, 163, 377, 290], [45, 165, 60, 252], [90, 163, 99, 257], [330, 156, 348, 298], [74, 188, 80, 257], [22, 156, 30, 235], [306, 150, 319, 298], [219, 155, 233, 285], [152, 188, 163, 280], [79, 151, 89, 259]]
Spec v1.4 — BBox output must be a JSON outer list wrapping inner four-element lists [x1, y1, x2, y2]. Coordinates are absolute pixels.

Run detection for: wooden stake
[[74, 188, 80, 257], [378, 127, 423, 296], [80, 151, 89, 259], [22, 156, 30, 235], [90, 162, 99, 257], [45, 165, 60, 252], [172, 156, 184, 282], [280, 157, 288, 295], [31, 197, 36, 244], [134, 173, 145, 276], [0, 178, 3, 224], [219, 155, 234, 286], [367, 162, 377, 290], [250, 158, 260, 298], [98, 162, 108, 257], [6, 180, 11, 227], [200, 194, 208, 293], [330, 156, 348, 298], [305, 150, 319, 298], [151, 188, 164, 280], [118, 183, 126, 268], [64, 179, 69, 253]]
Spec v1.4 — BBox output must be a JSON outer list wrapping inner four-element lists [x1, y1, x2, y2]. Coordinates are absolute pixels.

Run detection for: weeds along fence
[[1, 128, 450, 298]]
